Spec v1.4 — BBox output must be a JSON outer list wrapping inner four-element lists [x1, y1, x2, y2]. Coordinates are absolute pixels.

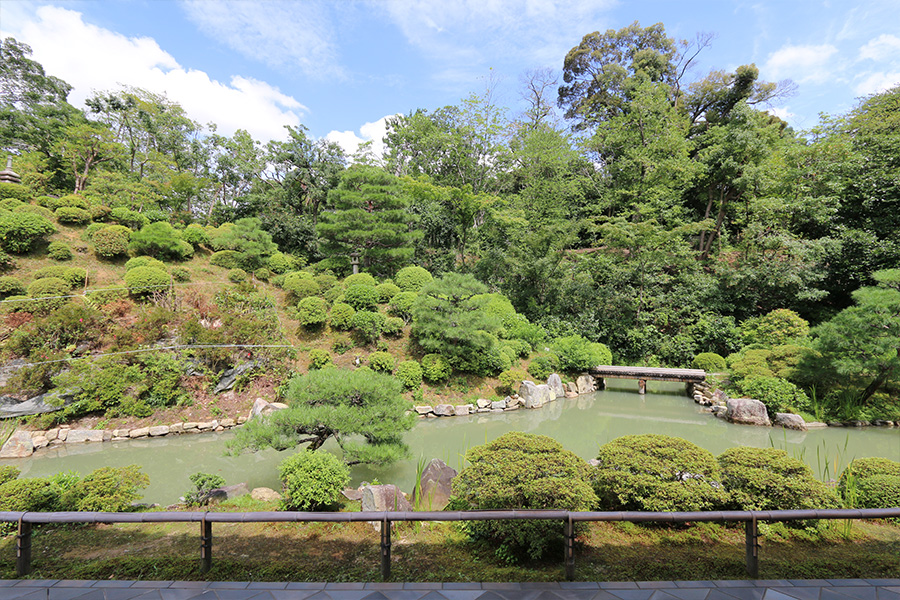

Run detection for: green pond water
[[5, 381, 899, 505]]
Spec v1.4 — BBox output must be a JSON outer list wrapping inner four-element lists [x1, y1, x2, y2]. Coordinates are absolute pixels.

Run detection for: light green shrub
[[55, 206, 91, 225], [692, 352, 727, 372], [741, 308, 810, 347], [124, 266, 169, 297], [228, 268, 247, 283], [63, 267, 86, 287], [382, 316, 404, 337], [387, 291, 417, 322], [0, 275, 25, 298], [109, 207, 147, 230], [47, 241, 73, 261], [396, 360, 423, 390], [61, 465, 149, 512], [92, 225, 132, 258], [171, 266, 191, 282], [351, 310, 385, 343], [297, 296, 328, 330], [308, 349, 333, 370], [329, 302, 356, 331], [26, 277, 71, 313], [210, 250, 242, 269], [498, 368, 528, 394], [278, 451, 350, 511], [551, 335, 612, 372], [421, 353, 451, 383], [395, 266, 432, 292], [181, 224, 210, 247], [368, 351, 395, 373], [344, 284, 379, 311], [375, 282, 401, 303], [343, 272, 376, 287], [0, 212, 57, 253], [125, 256, 167, 272], [527, 353, 559, 381], [738, 376, 809, 414]]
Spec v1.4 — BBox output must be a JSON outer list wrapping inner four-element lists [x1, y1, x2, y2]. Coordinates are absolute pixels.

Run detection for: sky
[[2, 0, 899, 156]]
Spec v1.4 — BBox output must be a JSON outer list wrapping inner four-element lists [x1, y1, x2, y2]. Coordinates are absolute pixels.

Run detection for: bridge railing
[[3, 507, 898, 580]]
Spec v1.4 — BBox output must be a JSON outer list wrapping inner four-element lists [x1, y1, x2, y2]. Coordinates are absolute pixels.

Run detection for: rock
[[220, 418, 235, 428], [130, 427, 150, 438], [433, 404, 454, 416], [476, 398, 491, 409], [148, 425, 169, 437], [249, 398, 269, 419], [237, 415, 247, 424], [414, 405, 434, 415], [66, 429, 104, 443], [203, 483, 250, 504], [261, 403, 288, 417], [342, 488, 364, 502], [566, 382, 578, 395], [46, 428, 59, 441], [0, 431, 34, 457], [360, 484, 412, 513], [251, 487, 282, 502], [490, 400, 507, 410], [520, 382, 553, 409], [57, 429, 68, 441], [588, 459, 601, 467], [183, 422, 199, 430], [476, 408, 490, 413], [31, 435, 48, 449], [454, 405, 470, 416], [576, 374, 595, 395], [725, 398, 771, 427], [774, 413, 807, 431], [412, 458, 457, 511], [712, 389, 729, 405], [506, 396, 522, 408], [564, 390, 578, 398], [197, 421, 214, 431], [547, 374, 565, 398], [806, 421, 828, 428], [872, 419, 893, 427], [214, 361, 257, 394], [102, 430, 112, 442], [843, 420, 868, 427], [112, 429, 129, 438], [169, 423, 184, 434]]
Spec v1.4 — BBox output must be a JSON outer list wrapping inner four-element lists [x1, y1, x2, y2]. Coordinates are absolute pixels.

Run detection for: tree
[[317, 165, 419, 276], [210, 217, 277, 270], [811, 269, 900, 405], [226, 368, 416, 466], [54, 122, 122, 192]]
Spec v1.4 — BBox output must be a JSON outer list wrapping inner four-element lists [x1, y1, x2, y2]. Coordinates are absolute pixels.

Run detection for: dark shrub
[[375, 282, 401, 303], [351, 310, 385, 343], [738, 376, 809, 414], [368, 351, 395, 373], [551, 335, 611, 372], [26, 276, 71, 313], [308, 349, 333, 370], [343, 272, 376, 287], [421, 353, 451, 383], [61, 465, 149, 512], [0, 275, 25, 298], [129, 221, 193, 260], [109, 207, 147, 230]]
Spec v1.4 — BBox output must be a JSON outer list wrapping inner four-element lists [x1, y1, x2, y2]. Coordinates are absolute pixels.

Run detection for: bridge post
[[685, 382, 695, 397], [596, 377, 605, 390], [638, 379, 646, 395]]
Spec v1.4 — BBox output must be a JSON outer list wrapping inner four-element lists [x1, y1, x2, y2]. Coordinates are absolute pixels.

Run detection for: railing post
[[745, 517, 759, 578], [564, 515, 575, 581], [380, 516, 391, 581], [16, 518, 32, 577], [200, 517, 212, 574]]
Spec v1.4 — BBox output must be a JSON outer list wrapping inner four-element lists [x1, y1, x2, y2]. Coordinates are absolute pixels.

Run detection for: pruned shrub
[[129, 221, 193, 260], [0, 182, 30, 202], [0, 478, 61, 511], [382, 316, 404, 337], [61, 465, 149, 512], [32, 265, 69, 280], [308, 349, 333, 370], [90, 205, 112, 222], [109, 207, 147, 230], [254, 267, 272, 281], [329, 302, 356, 331], [592, 434, 729, 512], [0, 198, 23, 210], [0, 275, 25, 298], [396, 360, 422, 390], [0, 250, 14, 271], [26, 277, 71, 313], [838, 458, 900, 510], [527, 353, 559, 381], [284, 273, 320, 302], [184, 472, 226, 506], [395, 265, 432, 292], [387, 291, 416, 322], [421, 353, 451, 383], [501, 338, 531, 359], [47, 241, 72, 261], [63, 267, 86, 287], [351, 310, 385, 343], [343, 272, 376, 288], [738, 376, 809, 414], [741, 308, 809, 347], [692, 352, 726, 372], [92, 225, 132, 258], [0, 212, 57, 253], [344, 284, 379, 311], [171, 266, 190, 282], [451, 432, 597, 563], [55, 206, 91, 225], [125, 256, 167, 272], [368, 351, 395, 373], [297, 296, 328, 330], [718, 447, 841, 512], [0, 465, 19, 485], [181, 224, 210, 247], [506, 316, 548, 349], [228, 268, 247, 283], [498, 368, 528, 394], [551, 335, 611, 372], [210, 250, 242, 269], [124, 266, 169, 297], [278, 451, 350, 511], [375, 282, 401, 303], [314, 272, 337, 291], [14, 203, 54, 219], [267, 252, 293, 274], [52, 194, 89, 210]]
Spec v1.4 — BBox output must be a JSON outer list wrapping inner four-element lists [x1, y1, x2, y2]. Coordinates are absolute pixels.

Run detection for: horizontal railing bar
[[2, 507, 897, 525]]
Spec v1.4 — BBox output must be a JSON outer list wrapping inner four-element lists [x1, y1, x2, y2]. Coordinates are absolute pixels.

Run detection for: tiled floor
[[0, 580, 897, 600]]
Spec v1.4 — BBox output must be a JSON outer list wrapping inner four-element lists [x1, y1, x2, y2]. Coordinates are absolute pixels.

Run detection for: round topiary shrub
[[54, 194, 89, 210], [228, 268, 247, 283], [498, 368, 528, 394], [124, 266, 169, 297], [0, 276, 25, 299], [26, 276, 71, 313], [14, 204, 54, 219], [171, 266, 191, 282], [0, 198, 23, 210], [501, 338, 531, 359], [395, 266, 432, 292], [381, 316, 404, 337], [284, 274, 320, 302], [89, 205, 112, 222], [351, 310, 385, 343], [375, 282, 401, 303], [368, 351, 395, 373], [47, 241, 73, 261], [329, 302, 356, 331], [592, 434, 730, 512], [838, 457, 900, 509], [129, 221, 193, 260], [124, 256, 168, 272], [61, 465, 149, 512], [32, 265, 69, 280], [254, 267, 272, 281], [387, 291, 417, 322], [278, 450, 350, 511], [180, 223, 210, 246], [297, 296, 328, 330], [308, 349, 333, 370], [421, 353, 451, 383], [55, 206, 91, 225], [692, 352, 726, 372], [0, 478, 62, 512], [92, 225, 132, 258], [527, 353, 559, 381], [738, 376, 809, 414], [741, 308, 810, 347], [314, 272, 337, 291], [551, 335, 612, 372], [0, 212, 57, 253], [396, 360, 423, 390], [109, 207, 147, 230], [451, 432, 597, 563], [210, 250, 242, 269], [266, 252, 293, 274], [63, 267, 86, 287], [343, 272, 376, 288], [344, 284, 379, 311]]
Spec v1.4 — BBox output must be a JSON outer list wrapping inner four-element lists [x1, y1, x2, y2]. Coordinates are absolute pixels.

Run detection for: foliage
[[0, 275, 25, 298], [285, 276, 320, 303], [278, 450, 350, 511], [396, 360, 423, 390], [853, 475, 900, 516], [0, 477, 62, 511], [212, 217, 277, 270], [47, 240, 72, 260], [343, 283, 379, 311], [741, 309, 810, 347], [592, 435, 730, 512], [0, 466, 20, 485], [63, 266, 86, 287], [62, 465, 150, 512], [738, 376, 809, 414], [527, 353, 559, 381], [375, 282, 401, 303], [92, 224, 131, 258], [505, 316, 548, 349], [0, 211, 56, 253], [228, 268, 247, 283], [171, 266, 190, 282], [184, 472, 226, 506], [692, 352, 727, 372], [26, 276, 70, 313], [296, 296, 328, 330], [129, 221, 193, 261], [838, 457, 900, 509], [328, 301, 356, 331], [180, 224, 210, 246], [421, 353, 452, 383], [123, 266, 169, 297], [350, 309, 385, 343], [368, 351, 395, 373], [109, 207, 148, 230], [718, 447, 841, 513], [227, 367, 416, 466], [551, 335, 612, 372], [395, 265, 433, 291], [125, 256, 167, 271], [343, 272, 377, 287], [266, 252, 293, 274], [498, 368, 528, 394], [55, 206, 91, 224], [89, 205, 111, 221], [32, 264, 69, 280], [210, 250, 242, 269], [307, 348, 333, 370], [387, 291, 417, 322], [381, 315, 404, 337], [451, 432, 597, 562]]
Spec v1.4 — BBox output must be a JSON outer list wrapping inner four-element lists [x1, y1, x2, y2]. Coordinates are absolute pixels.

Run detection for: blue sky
[[2, 0, 899, 155]]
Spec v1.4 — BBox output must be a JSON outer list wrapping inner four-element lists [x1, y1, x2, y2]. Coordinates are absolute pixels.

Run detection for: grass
[[1, 514, 898, 582]]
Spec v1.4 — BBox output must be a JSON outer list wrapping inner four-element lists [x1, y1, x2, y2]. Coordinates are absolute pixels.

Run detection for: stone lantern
[[0, 157, 21, 185], [350, 250, 360, 275]]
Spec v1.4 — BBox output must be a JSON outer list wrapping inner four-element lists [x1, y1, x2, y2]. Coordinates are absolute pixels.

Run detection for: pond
[[6, 381, 900, 505]]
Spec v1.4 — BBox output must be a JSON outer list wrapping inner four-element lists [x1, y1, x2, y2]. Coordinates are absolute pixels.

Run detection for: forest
[[1, 21, 899, 428]]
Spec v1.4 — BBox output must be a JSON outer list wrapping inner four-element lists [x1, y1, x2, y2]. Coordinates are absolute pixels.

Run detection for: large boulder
[[203, 483, 250, 504], [774, 413, 807, 431], [0, 430, 33, 458], [251, 487, 282, 502], [576, 374, 596, 395], [412, 458, 457, 511], [433, 404, 454, 417], [725, 398, 771, 427], [214, 361, 257, 394], [519, 381, 554, 408], [360, 484, 412, 512], [65, 429, 104, 443], [547, 374, 565, 398]]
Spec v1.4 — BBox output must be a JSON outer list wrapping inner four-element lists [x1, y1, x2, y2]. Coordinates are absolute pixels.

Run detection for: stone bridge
[[587, 365, 706, 395]]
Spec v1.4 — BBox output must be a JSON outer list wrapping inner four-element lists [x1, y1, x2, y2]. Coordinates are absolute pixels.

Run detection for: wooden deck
[[587, 365, 706, 394]]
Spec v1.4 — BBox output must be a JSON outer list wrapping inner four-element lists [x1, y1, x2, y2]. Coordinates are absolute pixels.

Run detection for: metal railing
[[2, 507, 898, 580]]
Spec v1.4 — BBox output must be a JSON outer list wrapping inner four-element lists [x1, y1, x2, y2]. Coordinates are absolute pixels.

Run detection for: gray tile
[[63, 593, 109, 600], [0, 581, 21, 588], [54, 581, 97, 588], [538, 591, 596, 600], [830, 587, 878, 600], [92, 581, 138, 588], [674, 584, 715, 590], [248, 594, 278, 600], [46, 589, 100, 600], [718, 587, 766, 600], [270, 592, 322, 600], [666, 589, 711, 600], [648, 592, 680, 600], [442, 586, 482, 591], [325, 585, 366, 591], [715, 585, 755, 590], [131, 582, 174, 589], [285, 585, 326, 591], [481, 585, 522, 591], [706, 591, 742, 600], [476, 592, 507, 600], [762, 592, 801, 600], [360, 592, 391, 600], [435, 591, 483, 600], [131, 592, 164, 600], [158, 589, 210, 600], [606, 591, 654, 600], [875, 590, 900, 600], [589, 593, 628, 600], [638, 584, 676, 590], [599, 585, 639, 591], [868, 584, 900, 589], [789, 582, 831, 588], [754, 585, 792, 590], [99, 588, 158, 600], [208, 584, 251, 590], [403, 586, 442, 592], [0, 590, 50, 600], [769, 588, 821, 600], [248, 585, 289, 591], [324, 591, 372, 600], [15, 581, 61, 588], [362, 585, 402, 591], [558, 585, 600, 591], [213, 590, 268, 600], [827, 584, 869, 588], [417, 592, 449, 600]]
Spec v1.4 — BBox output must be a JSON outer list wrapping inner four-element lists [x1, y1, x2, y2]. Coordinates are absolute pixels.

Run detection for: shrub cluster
[[551, 335, 612, 372], [55, 206, 91, 225], [0, 465, 149, 513], [692, 352, 726, 372], [0, 212, 57, 253], [351, 310, 385, 343], [344, 284, 379, 311], [124, 266, 169, 297], [838, 457, 900, 512]]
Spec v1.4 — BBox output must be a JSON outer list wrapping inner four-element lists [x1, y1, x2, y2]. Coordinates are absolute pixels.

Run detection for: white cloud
[[766, 106, 795, 121], [764, 43, 838, 84], [325, 114, 397, 161], [3, 5, 306, 142], [854, 71, 900, 96], [180, 0, 344, 80], [858, 34, 900, 62]]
